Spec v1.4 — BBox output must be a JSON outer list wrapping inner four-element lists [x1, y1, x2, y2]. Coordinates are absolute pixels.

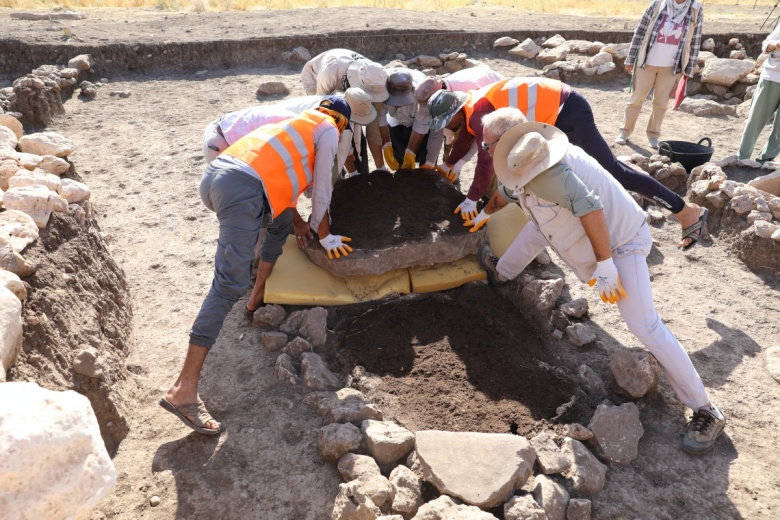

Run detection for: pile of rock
[[494, 34, 765, 117], [386, 51, 484, 76], [0, 119, 92, 379], [618, 152, 688, 193], [686, 157, 780, 269], [495, 33, 625, 82], [1, 53, 99, 126], [248, 298, 658, 519]]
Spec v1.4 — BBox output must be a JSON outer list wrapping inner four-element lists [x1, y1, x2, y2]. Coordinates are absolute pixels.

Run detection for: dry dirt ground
[[2, 6, 780, 520]]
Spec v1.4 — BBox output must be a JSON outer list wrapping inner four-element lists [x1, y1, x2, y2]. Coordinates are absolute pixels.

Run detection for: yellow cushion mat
[[264, 236, 410, 306], [265, 205, 528, 305]]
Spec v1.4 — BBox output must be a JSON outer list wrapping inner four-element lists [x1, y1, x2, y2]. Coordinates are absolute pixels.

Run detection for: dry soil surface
[[2, 6, 780, 520]]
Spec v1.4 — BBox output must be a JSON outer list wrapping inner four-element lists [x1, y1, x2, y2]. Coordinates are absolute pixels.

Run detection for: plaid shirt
[[626, 0, 703, 78]]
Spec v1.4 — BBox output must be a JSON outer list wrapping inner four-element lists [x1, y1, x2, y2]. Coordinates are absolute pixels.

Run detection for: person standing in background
[[737, 23, 780, 163], [618, 0, 703, 149]]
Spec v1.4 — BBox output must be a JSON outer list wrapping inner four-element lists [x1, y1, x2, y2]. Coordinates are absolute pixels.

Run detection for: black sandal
[[680, 207, 709, 251]]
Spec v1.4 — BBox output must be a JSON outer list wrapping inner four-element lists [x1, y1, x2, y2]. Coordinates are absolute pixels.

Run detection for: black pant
[[389, 124, 429, 166], [556, 90, 684, 213]]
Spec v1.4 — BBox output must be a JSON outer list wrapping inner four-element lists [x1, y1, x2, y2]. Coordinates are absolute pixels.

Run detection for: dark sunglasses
[[481, 139, 499, 151]]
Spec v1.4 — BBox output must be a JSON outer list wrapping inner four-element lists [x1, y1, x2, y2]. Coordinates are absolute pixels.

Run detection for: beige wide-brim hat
[[344, 87, 377, 125], [346, 60, 390, 102], [493, 122, 569, 191]]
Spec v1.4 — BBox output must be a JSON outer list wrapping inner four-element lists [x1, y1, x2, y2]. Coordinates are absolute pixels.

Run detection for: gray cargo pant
[[190, 161, 292, 349]]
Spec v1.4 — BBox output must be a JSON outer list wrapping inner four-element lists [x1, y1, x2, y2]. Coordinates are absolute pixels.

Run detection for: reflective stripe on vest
[[483, 77, 563, 125], [223, 110, 331, 218]]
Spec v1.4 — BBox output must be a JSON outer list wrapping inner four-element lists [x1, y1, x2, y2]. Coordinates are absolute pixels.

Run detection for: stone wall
[[0, 30, 768, 77]]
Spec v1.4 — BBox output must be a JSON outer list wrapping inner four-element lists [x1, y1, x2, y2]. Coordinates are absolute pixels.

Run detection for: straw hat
[[346, 60, 389, 102], [344, 87, 377, 125], [492, 122, 569, 191]]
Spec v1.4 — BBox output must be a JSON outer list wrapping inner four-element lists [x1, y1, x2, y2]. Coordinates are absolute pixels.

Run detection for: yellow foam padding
[[486, 203, 529, 257], [409, 255, 486, 293], [264, 236, 410, 306]]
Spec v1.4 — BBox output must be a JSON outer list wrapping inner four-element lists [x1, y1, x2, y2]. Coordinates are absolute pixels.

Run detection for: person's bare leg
[[246, 261, 274, 312], [676, 202, 704, 248], [164, 344, 220, 431]]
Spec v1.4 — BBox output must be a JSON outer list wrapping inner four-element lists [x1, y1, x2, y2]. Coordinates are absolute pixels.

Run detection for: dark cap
[[386, 70, 416, 106]]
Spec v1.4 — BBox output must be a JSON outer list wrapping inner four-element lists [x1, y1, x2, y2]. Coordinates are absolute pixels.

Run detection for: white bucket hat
[[346, 59, 389, 102], [344, 87, 377, 125], [493, 122, 569, 191]]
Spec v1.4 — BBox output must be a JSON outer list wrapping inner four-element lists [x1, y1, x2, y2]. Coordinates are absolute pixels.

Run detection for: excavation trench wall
[[0, 30, 768, 77]]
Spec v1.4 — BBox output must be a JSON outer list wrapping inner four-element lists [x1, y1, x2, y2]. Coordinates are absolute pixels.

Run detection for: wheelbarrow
[[657, 137, 714, 173]]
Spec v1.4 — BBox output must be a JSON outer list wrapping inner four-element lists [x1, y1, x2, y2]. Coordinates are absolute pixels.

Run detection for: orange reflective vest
[[463, 77, 563, 135], [223, 109, 332, 218]]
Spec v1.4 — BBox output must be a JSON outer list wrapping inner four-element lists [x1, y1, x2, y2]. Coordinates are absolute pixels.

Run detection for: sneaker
[[682, 407, 726, 455], [648, 137, 660, 149], [615, 132, 628, 145], [478, 244, 507, 286]]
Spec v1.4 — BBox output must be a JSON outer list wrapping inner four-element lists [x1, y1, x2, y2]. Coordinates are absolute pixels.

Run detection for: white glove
[[454, 198, 478, 221], [452, 158, 467, 174], [588, 258, 627, 304], [465, 209, 490, 232], [319, 234, 353, 260]]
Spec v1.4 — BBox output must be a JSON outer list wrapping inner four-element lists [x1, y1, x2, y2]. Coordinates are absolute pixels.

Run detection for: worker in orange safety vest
[[159, 96, 352, 436], [427, 77, 707, 249]]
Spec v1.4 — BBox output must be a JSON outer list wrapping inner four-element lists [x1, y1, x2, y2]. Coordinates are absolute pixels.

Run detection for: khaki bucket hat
[[493, 122, 569, 191], [344, 87, 377, 125], [346, 60, 389, 102]]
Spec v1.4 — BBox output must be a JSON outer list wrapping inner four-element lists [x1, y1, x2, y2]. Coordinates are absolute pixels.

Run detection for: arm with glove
[[580, 209, 626, 304], [463, 189, 509, 232]]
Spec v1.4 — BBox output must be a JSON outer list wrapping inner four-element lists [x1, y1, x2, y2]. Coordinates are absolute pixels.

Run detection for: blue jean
[[190, 161, 291, 349], [557, 90, 685, 213]]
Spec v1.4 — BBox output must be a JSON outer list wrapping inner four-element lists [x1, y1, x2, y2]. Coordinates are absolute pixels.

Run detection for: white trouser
[[498, 223, 711, 410], [202, 117, 230, 164]]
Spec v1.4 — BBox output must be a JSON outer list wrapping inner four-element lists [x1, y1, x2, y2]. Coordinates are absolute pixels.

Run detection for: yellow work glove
[[454, 198, 479, 221], [588, 258, 627, 304], [319, 234, 353, 260], [382, 143, 399, 171], [464, 209, 491, 232], [402, 149, 417, 169], [435, 164, 457, 182]]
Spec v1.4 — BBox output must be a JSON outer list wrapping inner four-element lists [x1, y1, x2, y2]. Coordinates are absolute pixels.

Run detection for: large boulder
[[18, 132, 77, 158], [0, 286, 22, 380], [0, 382, 116, 519], [701, 58, 756, 87]]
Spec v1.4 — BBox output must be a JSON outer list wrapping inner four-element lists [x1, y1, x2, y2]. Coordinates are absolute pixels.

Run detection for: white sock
[[698, 404, 725, 420]]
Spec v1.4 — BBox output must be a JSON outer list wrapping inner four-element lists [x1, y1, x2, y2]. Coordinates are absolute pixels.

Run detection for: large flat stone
[[414, 430, 535, 508]]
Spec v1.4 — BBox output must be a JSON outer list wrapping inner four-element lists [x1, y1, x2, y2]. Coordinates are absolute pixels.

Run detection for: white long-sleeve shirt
[[761, 24, 780, 83], [275, 95, 355, 174], [218, 106, 296, 145], [300, 48, 365, 95]]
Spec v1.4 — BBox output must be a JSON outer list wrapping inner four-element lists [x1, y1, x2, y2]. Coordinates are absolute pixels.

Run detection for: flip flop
[[680, 207, 709, 251], [158, 397, 222, 435]]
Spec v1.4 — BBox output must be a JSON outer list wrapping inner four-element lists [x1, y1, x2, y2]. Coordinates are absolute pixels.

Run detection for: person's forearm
[[380, 125, 391, 145], [407, 131, 425, 154], [317, 211, 330, 238], [579, 209, 612, 262], [483, 192, 509, 215]]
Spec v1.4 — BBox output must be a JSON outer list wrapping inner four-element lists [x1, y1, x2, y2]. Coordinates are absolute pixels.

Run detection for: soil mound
[[329, 284, 585, 436], [330, 169, 470, 248]]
